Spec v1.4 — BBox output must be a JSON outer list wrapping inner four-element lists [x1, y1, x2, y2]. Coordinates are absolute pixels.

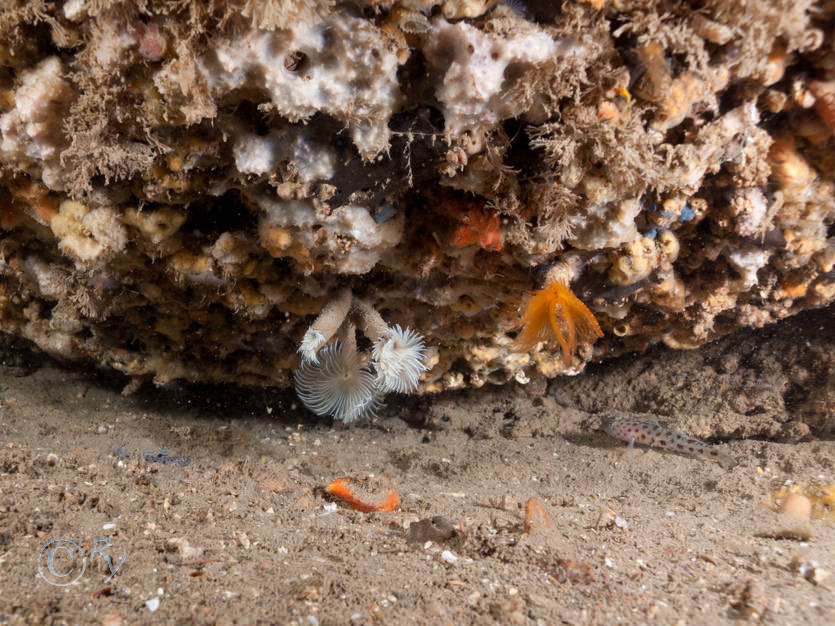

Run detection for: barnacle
[[372, 324, 429, 393], [768, 137, 816, 190], [759, 42, 793, 87], [654, 72, 708, 131], [808, 80, 835, 133], [513, 281, 603, 365], [294, 338, 381, 423], [633, 42, 672, 104]]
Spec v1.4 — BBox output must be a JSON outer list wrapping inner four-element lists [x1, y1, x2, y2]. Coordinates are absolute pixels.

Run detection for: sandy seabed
[[0, 306, 833, 625]]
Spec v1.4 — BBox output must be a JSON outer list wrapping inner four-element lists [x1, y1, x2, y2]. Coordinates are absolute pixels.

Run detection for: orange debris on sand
[[325, 477, 401, 513], [523, 497, 551, 535], [513, 281, 603, 365], [522, 497, 579, 567]]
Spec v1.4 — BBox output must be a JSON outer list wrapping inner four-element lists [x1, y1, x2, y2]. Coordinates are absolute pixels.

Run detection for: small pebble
[[523, 498, 572, 554], [756, 522, 814, 541], [409, 516, 457, 544], [811, 568, 831, 585], [441, 550, 458, 564], [168, 537, 202, 560], [111, 447, 130, 460], [426, 599, 448, 619], [100, 613, 123, 626], [145, 597, 160, 612], [594, 506, 616, 528], [782, 493, 812, 520]]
